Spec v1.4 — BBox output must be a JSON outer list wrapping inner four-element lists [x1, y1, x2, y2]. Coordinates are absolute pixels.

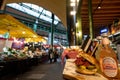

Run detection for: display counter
[[63, 59, 120, 80], [0, 55, 48, 76]]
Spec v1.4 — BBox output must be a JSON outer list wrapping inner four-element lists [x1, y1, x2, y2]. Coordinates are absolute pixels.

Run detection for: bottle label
[[102, 57, 118, 77]]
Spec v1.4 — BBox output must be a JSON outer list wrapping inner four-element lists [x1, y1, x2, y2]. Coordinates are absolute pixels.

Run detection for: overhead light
[[70, 0, 75, 3], [76, 22, 78, 27], [22, 31, 25, 34], [70, 11, 76, 15], [70, 3, 76, 6], [33, 35, 37, 38], [98, 6, 101, 9]]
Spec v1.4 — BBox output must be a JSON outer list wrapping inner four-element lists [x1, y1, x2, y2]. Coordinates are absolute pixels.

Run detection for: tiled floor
[[0, 59, 66, 80]]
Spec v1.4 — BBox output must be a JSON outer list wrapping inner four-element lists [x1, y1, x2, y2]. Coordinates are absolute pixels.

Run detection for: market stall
[[0, 14, 48, 76]]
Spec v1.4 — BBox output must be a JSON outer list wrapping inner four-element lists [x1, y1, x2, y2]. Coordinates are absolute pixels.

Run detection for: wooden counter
[[63, 59, 120, 80]]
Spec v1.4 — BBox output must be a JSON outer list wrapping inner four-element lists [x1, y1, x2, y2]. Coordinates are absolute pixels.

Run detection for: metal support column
[[51, 13, 54, 48], [76, 0, 83, 45], [88, 0, 94, 39], [66, 0, 77, 46], [66, 0, 72, 46]]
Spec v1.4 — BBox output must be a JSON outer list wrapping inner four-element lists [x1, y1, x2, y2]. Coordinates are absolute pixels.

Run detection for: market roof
[[81, 0, 120, 35], [2, 0, 120, 35], [4, 0, 67, 27]]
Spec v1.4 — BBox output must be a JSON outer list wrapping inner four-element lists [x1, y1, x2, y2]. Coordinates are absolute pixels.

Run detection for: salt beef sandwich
[[74, 52, 99, 75]]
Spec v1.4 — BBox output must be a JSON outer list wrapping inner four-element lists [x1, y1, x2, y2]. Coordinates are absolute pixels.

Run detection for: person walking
[[48, 47, 54, 63], [53, 48, 58, 62]]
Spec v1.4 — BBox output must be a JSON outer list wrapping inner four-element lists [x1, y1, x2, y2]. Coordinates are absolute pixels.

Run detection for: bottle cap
[[101, 33, 108, 37]]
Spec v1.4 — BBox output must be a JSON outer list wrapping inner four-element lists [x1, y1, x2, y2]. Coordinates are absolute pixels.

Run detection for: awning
[[25, 36, 47, 43], [0, 14, 38, 38]]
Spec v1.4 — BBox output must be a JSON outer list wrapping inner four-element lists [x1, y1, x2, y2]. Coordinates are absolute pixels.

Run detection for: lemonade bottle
[[99, 37, 119, 79]]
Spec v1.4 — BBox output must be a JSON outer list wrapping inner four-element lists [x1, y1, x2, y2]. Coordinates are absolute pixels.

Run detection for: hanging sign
[[100, 28, 108, 34]]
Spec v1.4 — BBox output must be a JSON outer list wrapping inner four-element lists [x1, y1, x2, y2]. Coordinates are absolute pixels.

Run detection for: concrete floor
[[0, 59, 66, 80]]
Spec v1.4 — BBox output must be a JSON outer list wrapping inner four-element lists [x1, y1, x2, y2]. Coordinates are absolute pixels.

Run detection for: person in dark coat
[[53, 48, 58, 62], [48, 47, 54, 63]]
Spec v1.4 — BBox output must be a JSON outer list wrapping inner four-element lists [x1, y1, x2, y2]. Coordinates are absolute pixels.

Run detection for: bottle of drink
[[99, 37, 119, 79]]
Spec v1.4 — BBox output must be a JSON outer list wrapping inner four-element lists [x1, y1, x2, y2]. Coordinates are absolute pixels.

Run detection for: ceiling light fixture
[[33, 35, 37, 38], [70, 0, 76, 3], [70, 3, 76, 6], [93, 0, 103, 13], [70, 11, 76, 15], [76, 22, 78, 27], [77, 0, 79, 2], [98, 6, 101, 9], [22, 31, 25, 34]]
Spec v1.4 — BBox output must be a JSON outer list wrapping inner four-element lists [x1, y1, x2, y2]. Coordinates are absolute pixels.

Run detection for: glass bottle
[[99, 37, 119, 79]]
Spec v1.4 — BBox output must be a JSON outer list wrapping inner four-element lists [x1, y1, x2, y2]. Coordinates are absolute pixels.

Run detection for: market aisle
[[0, 59, 65, 80]]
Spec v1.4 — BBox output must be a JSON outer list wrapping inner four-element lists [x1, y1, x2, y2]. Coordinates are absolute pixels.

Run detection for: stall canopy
[[25, 36, 47, 43], [0, 14, 38, 38]]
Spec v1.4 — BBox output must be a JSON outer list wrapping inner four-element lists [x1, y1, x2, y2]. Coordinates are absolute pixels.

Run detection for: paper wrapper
[[63, 59, 108, 80]]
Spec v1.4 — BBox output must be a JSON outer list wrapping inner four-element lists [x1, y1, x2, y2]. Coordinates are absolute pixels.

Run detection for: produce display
[[0, 47, 48, 76], [0, 47, 28, 61], [0, 47, 47, 61]]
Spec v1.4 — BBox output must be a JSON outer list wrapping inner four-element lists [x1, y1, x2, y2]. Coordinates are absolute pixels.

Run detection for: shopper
[[48, 47, 54, 63], [53, 48, 58, 62]]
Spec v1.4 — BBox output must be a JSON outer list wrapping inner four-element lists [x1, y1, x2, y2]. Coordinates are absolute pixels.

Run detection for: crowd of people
[[48, 47, 60, 63], [23, 44, 81, 64]]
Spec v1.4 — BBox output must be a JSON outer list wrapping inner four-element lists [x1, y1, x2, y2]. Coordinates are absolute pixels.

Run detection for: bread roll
[[75, 53, 99, 75]]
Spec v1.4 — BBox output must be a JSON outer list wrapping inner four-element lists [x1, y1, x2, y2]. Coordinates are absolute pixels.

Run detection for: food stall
[[0, 14, 48, 76]]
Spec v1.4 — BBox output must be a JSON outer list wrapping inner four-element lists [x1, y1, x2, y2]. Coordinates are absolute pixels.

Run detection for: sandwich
[[74, 52, 99, 75]]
